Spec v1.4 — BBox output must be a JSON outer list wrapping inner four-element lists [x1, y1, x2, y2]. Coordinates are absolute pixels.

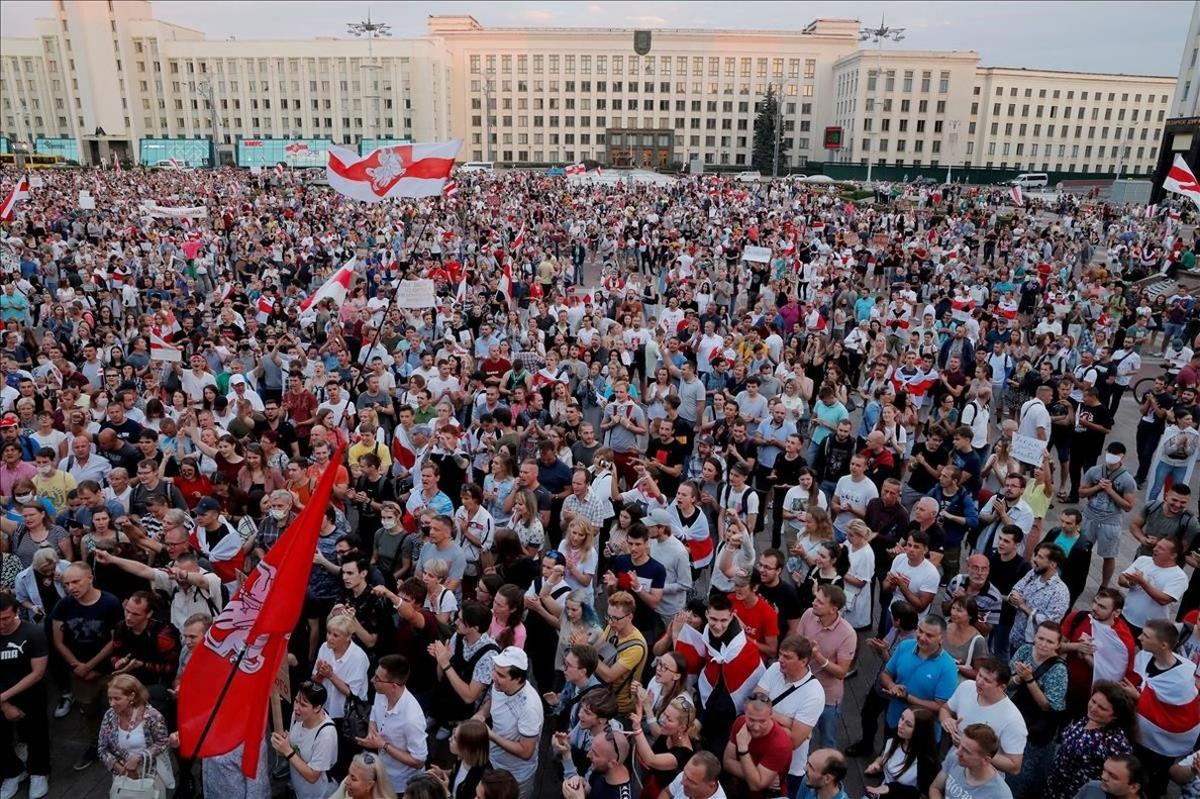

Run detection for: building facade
[[1153, 0, 1200, 204], [0, 2, 1179, 174]]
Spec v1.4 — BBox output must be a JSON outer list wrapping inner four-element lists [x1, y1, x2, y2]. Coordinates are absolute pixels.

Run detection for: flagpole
[[187, 644, 253, 761], [362, 212, 435, 368]]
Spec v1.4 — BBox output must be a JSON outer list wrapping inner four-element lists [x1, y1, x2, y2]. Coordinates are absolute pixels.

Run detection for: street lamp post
[[483, 70, 494, 163], [946, 119, 960, 184], [771, 83, 783, 178], [859, 17, 905, 185], [348, 12, 392, 148], [195, 80, 225, 167]]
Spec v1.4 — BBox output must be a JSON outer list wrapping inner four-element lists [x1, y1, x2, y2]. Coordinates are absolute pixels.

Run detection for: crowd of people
[[0, 162, 1199, 799]]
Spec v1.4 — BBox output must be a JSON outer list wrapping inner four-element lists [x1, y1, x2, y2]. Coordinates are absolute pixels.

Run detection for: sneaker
[[54, 694, 73, 719], [0, 773, 27, 799], [72, 747, 97, 771], [29, 776, 48, 799], [435, 726, 452, 742]]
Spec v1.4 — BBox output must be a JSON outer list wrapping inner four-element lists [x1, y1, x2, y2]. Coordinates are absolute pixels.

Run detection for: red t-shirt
[[728, 594, 779, 645], [728, 716, 792, 799]]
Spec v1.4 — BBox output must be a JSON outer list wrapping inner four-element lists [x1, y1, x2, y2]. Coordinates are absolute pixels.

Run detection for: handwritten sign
[[742, 245, 773, 263], [395, 278, 437, 309], [1011, 433, 1047, 466], [78, 191, 95, 210]]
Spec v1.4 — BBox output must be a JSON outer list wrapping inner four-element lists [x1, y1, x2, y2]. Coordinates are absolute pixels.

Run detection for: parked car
[[734, 170, 762, 183], [459, 161, 495, 172]]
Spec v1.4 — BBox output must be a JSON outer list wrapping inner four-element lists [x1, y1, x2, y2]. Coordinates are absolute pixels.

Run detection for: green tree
[[752, 86, 789, 173]]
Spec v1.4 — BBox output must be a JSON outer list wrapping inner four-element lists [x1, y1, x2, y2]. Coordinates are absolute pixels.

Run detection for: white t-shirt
[[887, 554, 941, 619], [488, 681, 544, 784], [946, 681, 1028, 758], [832, 475, 878, 532], [1121, 555, 1188, 627], [1017, 398, 1051, 440], [844, 542, 877, 629], [313, 641, 370, 720], [756, 663, 826, 775], [287, 718, 338, 799]]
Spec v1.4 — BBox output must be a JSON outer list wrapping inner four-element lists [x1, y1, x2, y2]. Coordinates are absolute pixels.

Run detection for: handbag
[[110, 753, 162, 799], [342, 692, 372, 741]]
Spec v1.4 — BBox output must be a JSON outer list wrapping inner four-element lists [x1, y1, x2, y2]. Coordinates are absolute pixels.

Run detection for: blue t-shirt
[[612, 554, 667, 631], [811, 401, 849, 445], [883, 638, 958, 732], [51, 590, 123, 664]]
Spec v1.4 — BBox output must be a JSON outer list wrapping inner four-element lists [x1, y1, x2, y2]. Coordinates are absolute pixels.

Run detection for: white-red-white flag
[[150, 331, 182, 362], [326, 140, 461, 202], [299, 256, 357, 313], [1010, 185, 1024, 207], [499, 260, 513, 302], [455, 272, 468, 305], [442, 180, 458, 199], [1165, 154, 1200, 211], [0, 174, 29, 222], [1144, 204, 1159, 219], [274, 163, 285, 177], [565, 163, 585, 176], [113, 159, 122, 174], [512, 225, 526, 251]]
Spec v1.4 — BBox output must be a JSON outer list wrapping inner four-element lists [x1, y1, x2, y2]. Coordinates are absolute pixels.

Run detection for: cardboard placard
[[395, 278, 437, 309], [1011, 433, 1048, 466], [742, 245, 773, 263]]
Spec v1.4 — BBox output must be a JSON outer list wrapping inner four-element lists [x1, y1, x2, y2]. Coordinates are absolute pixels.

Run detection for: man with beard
[[694, 594, 765, 757]]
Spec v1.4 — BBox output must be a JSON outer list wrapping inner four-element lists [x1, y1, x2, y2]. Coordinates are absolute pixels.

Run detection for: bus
[[0, 152, 67, 168]]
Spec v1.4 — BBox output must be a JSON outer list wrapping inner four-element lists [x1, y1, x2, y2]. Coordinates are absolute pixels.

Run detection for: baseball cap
[[230, 374, 247, 386], [644, 508, 675, 529], [194, 497, 221, 514], [0, 414, 17, 429], [492, 646, 529, 671]]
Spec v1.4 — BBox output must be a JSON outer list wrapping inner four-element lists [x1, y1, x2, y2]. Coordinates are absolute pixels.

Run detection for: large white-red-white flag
[[326, 140, 461, 202], [1010, 185, 1024, 207], [149, 332, 182, 362], [1164, 154, 1200, 210], [565, 163, 586, 176], [299, 256, 357, 313], [0, 174, 29, 222]]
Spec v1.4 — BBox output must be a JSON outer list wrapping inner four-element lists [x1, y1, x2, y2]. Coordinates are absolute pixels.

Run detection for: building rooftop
[[426, 14, 861, 39]]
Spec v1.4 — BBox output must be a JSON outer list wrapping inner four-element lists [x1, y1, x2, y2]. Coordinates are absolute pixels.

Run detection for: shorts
[[1082, 517, 1121, 559], [1053, 436, 1072, 462]]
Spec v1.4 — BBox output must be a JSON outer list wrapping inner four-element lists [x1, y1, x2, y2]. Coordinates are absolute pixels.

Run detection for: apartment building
[[0, 2, 1178, 174]]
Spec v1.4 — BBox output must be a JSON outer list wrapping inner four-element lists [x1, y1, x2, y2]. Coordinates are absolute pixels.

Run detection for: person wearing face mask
[[31, 447, 75, 517], [372, 501, 416, 589], [1079, 442, 1137, 591], [252, 489, 299, 559]]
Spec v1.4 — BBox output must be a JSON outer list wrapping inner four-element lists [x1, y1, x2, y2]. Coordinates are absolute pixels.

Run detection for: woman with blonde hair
[[507, 489, 545, 553], [560, 517, 598, 600], [421, 558, 459, 625], [98, 674, 174, 798], [628, 691, 698, 799], [329, 752, 397, 799], [426, 718, 492, 799]]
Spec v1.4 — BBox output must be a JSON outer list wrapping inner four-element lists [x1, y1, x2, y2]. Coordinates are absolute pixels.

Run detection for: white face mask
[[1104, 453, 1122, 466], [37, 465, 52, 477], [14, 494, 34, 504], [268, 508, 288, 521], [380, 517, 397, 529]]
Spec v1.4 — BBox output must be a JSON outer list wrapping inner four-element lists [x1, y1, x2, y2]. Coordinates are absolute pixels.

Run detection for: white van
[[1010, 172, 1049, 189], [734, 170, 762, 183], [459, 161, 494, 173]]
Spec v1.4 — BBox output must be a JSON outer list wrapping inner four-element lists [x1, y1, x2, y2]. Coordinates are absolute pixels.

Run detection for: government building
[[0, 0, 1178, 178]]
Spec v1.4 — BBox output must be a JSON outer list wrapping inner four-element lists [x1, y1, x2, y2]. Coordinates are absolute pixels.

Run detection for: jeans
[[1148, 461, 1189, 504], [0, 689, 48, 778], [812, 703, 841, 748]]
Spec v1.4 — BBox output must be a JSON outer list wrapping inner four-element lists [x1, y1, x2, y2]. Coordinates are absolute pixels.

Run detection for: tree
[[752, 86, 789, 174]]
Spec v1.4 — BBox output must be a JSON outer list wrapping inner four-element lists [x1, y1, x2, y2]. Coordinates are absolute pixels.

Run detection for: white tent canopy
[[573, 169, 677, 186]]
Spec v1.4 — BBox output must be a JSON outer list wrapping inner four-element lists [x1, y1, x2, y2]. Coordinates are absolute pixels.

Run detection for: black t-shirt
[[99, 417, 144, 443], [612, 554, 667, 634], [0, 620, 48, 698], [50, 590, 123, 665], [907, 443, 948, 494], [588, 773, 633, 799], [338, 587, 396, 654], [1049, 397, 1076, 440], [756, 580, 803, 636], [772, 454, 808, 488], [1075, 402, 1114, 454], [645, 438, 689, 495]]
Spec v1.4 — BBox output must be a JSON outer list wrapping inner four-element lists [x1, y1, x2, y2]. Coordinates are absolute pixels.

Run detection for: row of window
[[974, 101, 1165, 122], [863, 99, 949, 114], [470, 113, 813, 133], [864, 70, 952, 94], [469, 54, 818, 79], [470, 78, 816, 98], [978, 85, 1169, 104], [472, 96, 815, 115]]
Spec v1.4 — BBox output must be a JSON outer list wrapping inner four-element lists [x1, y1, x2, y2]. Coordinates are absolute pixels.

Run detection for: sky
[[0, 0, 1192, 76]]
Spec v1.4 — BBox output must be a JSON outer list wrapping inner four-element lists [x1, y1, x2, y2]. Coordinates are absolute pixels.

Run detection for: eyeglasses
[[606, 613, 629, 623], [371, 674, 397, 685], [654, 660, 677, 674]]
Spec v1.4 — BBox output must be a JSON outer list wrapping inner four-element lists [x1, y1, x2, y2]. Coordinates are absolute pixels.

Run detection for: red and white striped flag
[[274, 163, 285, 177], [1132, 649, 1200, 757], [1144, 204, 1158, 219], [113, 159, 122, 174], [149, 331, 182, 362], [512, 225, 525, 251], [299, 256, 357, 313], [326, 140, 461, 202], [499, 260, 513, 302], [1164, 154, 1200, 210], [1010, 185, 1024, 207], [565, 163, 585, 176], [455, 271, 468, 306], [696, 623, 765, 714], [442, 180, 458, 200], [1, 174, 29, 222]]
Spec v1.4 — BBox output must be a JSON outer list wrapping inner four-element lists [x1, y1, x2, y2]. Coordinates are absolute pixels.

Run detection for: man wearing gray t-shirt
[[931, 724, 1013, 799]]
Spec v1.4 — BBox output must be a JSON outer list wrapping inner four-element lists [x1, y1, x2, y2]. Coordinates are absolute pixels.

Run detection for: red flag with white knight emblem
[[326, 141, 461, 202], [178, 446, 347, 777]]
